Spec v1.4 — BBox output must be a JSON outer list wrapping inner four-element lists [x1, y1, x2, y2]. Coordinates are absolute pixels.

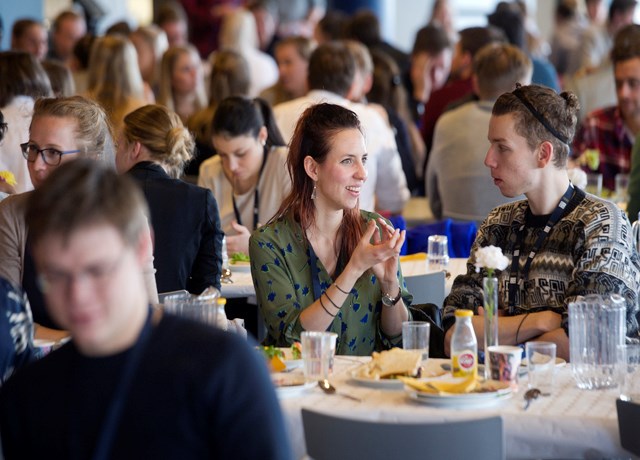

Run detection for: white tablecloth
[[278, 357, 630, 460], [221, 258, 469, 299]]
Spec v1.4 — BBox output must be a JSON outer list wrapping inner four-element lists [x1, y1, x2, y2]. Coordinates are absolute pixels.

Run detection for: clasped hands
[[349, 218, 405, 291]]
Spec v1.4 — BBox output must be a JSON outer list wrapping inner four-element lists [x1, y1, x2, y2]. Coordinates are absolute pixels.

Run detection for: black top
[[128, 161, 224, 294], [0, 313, 293, 460]]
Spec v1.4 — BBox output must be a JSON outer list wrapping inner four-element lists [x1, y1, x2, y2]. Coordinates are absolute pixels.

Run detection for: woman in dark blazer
[[116, 104, 223, 294]]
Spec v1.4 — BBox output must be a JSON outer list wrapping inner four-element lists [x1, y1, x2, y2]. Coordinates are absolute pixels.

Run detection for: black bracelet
[[319, 295, 336, 317], [324, 292, 341, 311], [334, 283, 350, 295], [515, 313, 529, 344]]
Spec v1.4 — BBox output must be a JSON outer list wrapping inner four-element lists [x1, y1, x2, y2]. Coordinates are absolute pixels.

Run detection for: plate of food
[[401, 375, 512, 408], [259, 344, 303, 372], [350, 348, 429, 389], [229, 253, 251, 272]]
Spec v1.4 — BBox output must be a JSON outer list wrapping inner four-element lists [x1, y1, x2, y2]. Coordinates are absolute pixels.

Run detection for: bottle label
[[452, 349, 477, 377]]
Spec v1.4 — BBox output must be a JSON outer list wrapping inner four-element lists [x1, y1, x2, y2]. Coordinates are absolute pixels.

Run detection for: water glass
[[427, 235, 449, 272], [301, 331, 337, 382], [615, 173, 630, 204], [569, 294, 626, 389], [618, 344, 640, 401], [585, 173, 603, 196], [488, 345, 522, 386], [402, 321, 430, 361], [526, 342, 556, 394]]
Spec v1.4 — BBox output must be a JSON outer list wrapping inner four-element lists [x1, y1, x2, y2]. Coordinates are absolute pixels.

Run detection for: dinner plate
[[521, 357, 566, 368], [272, 374, 315, 398], [407, 387, 512, 408], [349, 372, 406, 389], [285, 359, 304, 371]]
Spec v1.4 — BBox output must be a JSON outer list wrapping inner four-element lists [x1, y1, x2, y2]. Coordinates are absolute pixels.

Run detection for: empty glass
[[585, 173, 603, 197], [569, 294, 626, 389], [301, 331, 337, 382], [618, 344, 640, 401], [427, 235, 449, 272], [402, 321, 430, 361], [526, 342, 557, 394]]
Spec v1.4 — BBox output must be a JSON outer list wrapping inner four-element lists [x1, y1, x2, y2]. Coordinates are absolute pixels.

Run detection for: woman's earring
[[311, 183, 317, 200]]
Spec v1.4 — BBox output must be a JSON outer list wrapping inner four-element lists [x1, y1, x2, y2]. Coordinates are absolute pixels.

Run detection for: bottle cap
[[454, 309, 473, 318], [216, 297, 227, 306]]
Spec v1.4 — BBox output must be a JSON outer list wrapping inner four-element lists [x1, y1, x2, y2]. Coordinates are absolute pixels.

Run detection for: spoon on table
[[318, 380, 361, 402]]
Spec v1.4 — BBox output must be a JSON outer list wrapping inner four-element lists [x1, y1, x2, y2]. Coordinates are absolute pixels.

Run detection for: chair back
[[302, 409, 504, 460], [617, 398, 640, 456], [404, 271, 445, 307]]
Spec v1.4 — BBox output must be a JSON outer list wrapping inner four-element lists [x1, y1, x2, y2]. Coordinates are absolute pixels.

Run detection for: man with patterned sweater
[[443, 84, 640, 362]]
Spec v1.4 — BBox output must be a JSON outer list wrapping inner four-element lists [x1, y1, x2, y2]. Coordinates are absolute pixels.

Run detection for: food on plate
[[354, 348, 422, 380], [291, 342, 302, 360], [399, 375, 509, 395], [259, 345, 286, 372], [230, 252, 250, 264]]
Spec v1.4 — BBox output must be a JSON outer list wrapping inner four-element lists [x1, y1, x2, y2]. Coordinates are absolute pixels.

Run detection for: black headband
[[512, 87, 570, 145]]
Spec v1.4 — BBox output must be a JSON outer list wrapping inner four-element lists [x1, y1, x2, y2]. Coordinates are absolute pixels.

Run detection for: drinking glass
[[615, 173, 630, 205], [526, 342, 556, 394], [402, 321, 430, 361], [585, 173, 603, 196], [427, 235, 449, 272], [301, 331, 337, 382], [618, 344, 640, 401]]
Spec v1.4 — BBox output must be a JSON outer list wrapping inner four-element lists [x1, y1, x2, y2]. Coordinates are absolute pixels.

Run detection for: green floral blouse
[[249, 210, 412, 356]]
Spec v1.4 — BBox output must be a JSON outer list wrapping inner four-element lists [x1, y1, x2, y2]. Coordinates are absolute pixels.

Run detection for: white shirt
[[198, 146, 291, 234], [273, 90, 410, 213], [0, 96, 34, 193]]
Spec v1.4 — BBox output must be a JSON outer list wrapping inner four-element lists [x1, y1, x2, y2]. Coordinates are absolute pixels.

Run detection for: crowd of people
[[1, 0, 640, 458]]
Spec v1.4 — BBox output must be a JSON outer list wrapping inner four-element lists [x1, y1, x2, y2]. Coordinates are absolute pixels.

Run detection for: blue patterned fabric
[[0, 277, 34, 385]]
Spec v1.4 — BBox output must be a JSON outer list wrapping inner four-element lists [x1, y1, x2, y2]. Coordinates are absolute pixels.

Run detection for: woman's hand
[[226, 221, 251, 255], [348, 218, 405, 291]]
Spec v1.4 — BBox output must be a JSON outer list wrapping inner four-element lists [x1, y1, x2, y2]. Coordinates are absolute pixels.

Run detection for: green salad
[[230, 252, 250, 264]]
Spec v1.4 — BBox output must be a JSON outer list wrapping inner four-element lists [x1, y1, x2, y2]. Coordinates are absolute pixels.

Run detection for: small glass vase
[[483, 276, 499, 380]]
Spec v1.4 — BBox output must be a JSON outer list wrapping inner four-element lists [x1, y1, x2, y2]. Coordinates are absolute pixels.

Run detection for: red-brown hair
[[274, 103, 365, 261]]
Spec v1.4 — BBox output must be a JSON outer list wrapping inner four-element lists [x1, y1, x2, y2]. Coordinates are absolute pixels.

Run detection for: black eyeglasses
[[20, 142, 81, 166]]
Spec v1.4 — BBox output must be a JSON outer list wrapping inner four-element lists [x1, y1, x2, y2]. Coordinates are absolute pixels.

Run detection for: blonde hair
[[32, 96, 115, 167], [130, 25, 169, 87], [157, 44, 206, 113], [86, 35, 145, 129], [122, 104, 194, 178], [219, 9, 259, 51]]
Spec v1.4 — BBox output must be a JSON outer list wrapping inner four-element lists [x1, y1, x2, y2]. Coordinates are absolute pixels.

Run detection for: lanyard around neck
[[232, 145, 269, 231], [507, 184, 575, 312]]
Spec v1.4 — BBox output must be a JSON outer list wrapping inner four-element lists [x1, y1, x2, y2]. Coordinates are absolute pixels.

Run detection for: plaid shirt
[[572, 106, 633, 192]]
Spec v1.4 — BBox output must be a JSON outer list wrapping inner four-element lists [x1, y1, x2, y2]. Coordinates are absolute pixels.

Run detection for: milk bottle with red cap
[[451, 310, 478, 378]]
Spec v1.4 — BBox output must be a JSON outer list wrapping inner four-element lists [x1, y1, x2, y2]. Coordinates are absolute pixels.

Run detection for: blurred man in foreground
[[0, 160, 291, 460]]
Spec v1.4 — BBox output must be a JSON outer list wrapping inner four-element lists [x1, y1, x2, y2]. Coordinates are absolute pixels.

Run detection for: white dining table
[[221, 258, 470, 300], [276, 356, 631, 460]]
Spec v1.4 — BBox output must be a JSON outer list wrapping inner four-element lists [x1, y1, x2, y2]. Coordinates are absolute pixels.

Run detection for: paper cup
[[488, 345, 522, 385]]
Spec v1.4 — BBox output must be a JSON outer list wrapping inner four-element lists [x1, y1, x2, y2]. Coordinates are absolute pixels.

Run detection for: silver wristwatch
[[381, 287, 402, 307]]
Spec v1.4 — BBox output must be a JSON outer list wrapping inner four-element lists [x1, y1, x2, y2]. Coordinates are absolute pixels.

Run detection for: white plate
[[285, 359, 304, 371], [350, 373, 406, 389], [229, 261, 251, 272], [521, 357, 566, 368], [407, 385, 512, 408], [274, 380, 316, 398]]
